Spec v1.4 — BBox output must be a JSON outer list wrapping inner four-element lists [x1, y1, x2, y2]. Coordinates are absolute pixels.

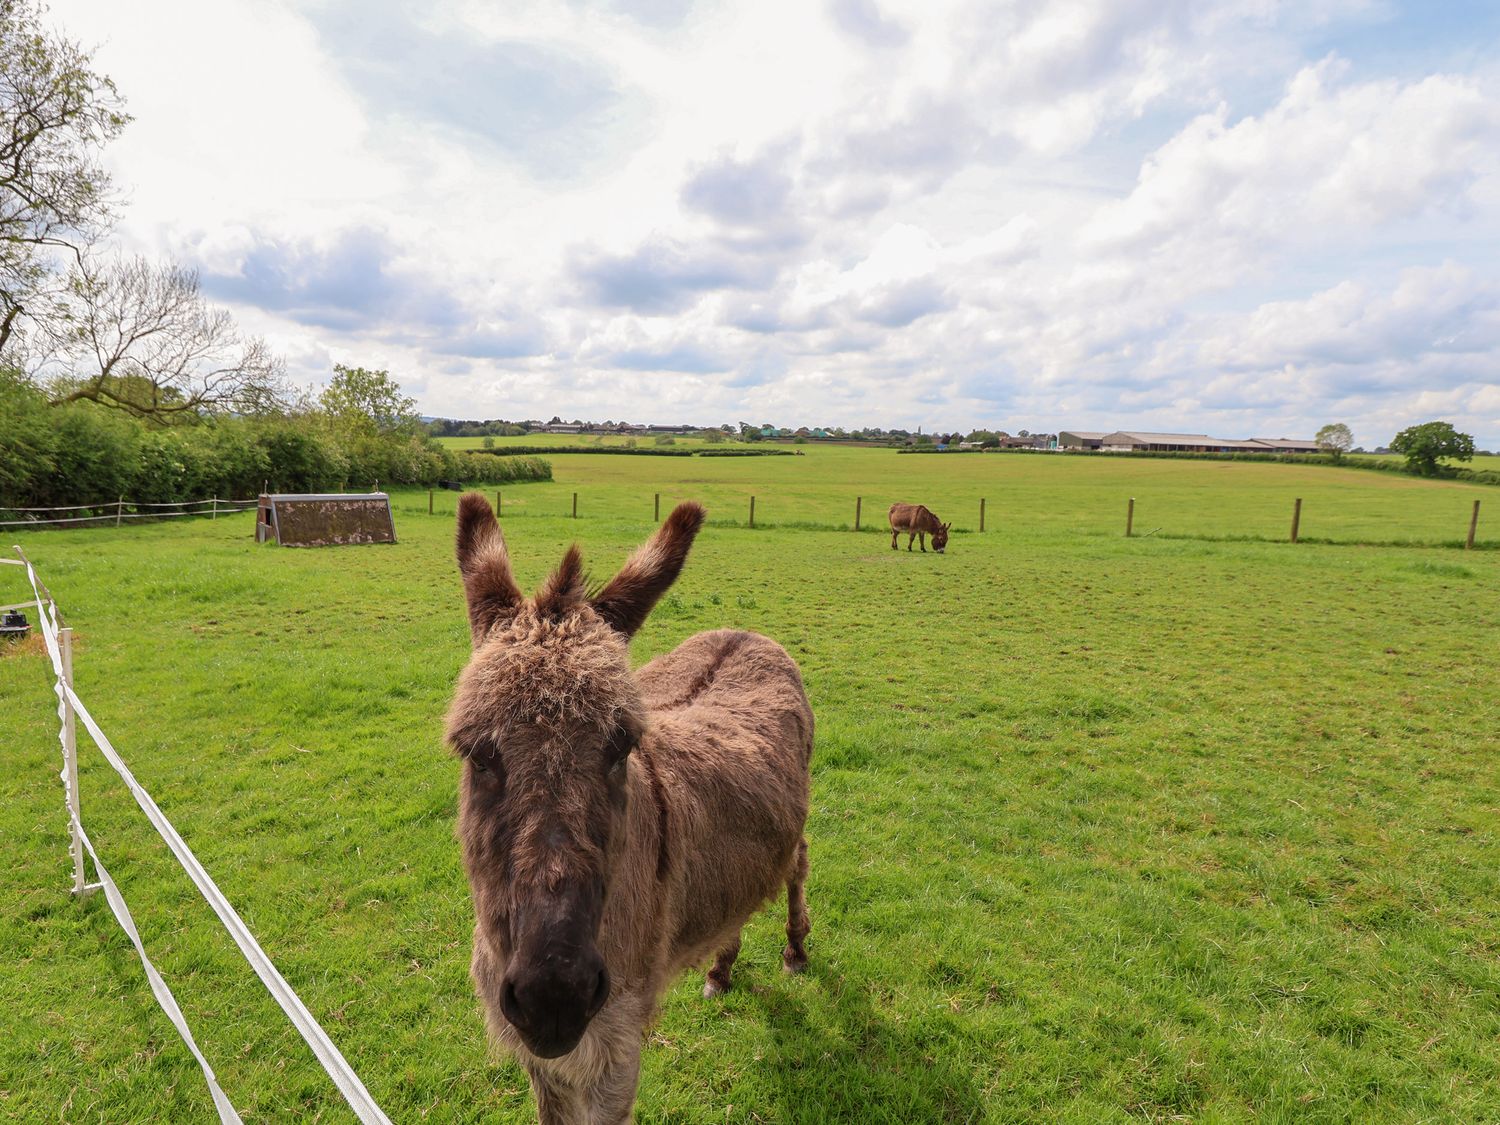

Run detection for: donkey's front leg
[[586, 1040, 643, 1125], [526, 1063, 588, 1125], [918, 531, 927, 552]]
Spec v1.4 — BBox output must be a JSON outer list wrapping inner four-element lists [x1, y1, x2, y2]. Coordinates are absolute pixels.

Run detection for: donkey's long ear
[[591, 501, 706, 638], [456, 492, 522, 644]]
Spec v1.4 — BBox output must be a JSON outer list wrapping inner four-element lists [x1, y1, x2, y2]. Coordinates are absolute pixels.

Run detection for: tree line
[[0, 364, 550, 511]]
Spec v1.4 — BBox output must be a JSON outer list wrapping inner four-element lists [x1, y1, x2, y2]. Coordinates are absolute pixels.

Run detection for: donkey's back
[[888, 502, 938, 532], [637, 628, 812, 974], [639, 629, 812, 764]]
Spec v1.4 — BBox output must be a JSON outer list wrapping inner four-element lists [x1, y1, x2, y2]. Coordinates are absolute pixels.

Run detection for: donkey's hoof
[[782, 951, 808, 975], [702, 977, 729, 998]]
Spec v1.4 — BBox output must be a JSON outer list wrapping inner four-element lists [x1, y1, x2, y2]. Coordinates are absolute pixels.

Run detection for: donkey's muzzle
[[501, 952, 610, 1058]]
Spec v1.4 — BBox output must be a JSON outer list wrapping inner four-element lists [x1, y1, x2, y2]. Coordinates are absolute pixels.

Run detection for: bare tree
[[46, 256, 286, 418], [0, 1, 129, 356]]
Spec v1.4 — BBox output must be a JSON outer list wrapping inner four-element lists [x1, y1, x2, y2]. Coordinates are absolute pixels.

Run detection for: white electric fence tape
[[76, 822, 244, 1124], [15, 551, 392, 1125]]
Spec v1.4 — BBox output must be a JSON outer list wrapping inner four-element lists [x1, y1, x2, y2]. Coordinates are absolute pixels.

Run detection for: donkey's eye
[[605, 725, 637, 773], [469, 754, 502, 781]]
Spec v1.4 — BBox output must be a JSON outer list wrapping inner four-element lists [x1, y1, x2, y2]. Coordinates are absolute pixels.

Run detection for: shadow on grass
[[740, 961, 985, 1124]]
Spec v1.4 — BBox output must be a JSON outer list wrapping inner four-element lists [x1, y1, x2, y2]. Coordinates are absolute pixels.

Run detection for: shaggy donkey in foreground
[[446, 494, 813, 1123]]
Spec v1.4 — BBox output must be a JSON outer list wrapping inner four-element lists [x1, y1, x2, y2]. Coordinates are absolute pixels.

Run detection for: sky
[[49, 0, 1500, 446]]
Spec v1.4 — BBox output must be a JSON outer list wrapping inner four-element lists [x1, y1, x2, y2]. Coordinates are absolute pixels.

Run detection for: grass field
[[441, 442, 1491, 548], [4, 448, 1498, 1123]]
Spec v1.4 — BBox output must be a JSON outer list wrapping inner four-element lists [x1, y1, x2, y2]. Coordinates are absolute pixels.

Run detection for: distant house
[[997, 433, 1051, 450]]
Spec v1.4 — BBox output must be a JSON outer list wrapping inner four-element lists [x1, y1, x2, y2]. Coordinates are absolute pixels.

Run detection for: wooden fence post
[[980, 497, 986, 532], [1468, 499, 1481, 550], [211, 496, 217, 520], [1126, 498, 1134, 537], [116, 497, 123, 527], [496, 491, 501, 516], [855, 496, 862, 531], [749, 496, 756, 528], [655, 493, 660, 522], [1291, 497, 1302, 544], [60, 627, 87, 896], [428, 489, 434, 515], [572, 492, 578, 519]]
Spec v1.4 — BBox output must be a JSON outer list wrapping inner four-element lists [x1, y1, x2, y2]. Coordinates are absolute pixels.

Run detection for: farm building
[[1058, 430, 1108, 450], [1249, 437, 1323, 453], [1096, 431, 1321, 454]]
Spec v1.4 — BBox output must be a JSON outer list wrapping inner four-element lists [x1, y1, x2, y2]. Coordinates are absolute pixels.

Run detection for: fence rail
[[1, 496, 257, 528], [9, 548, 390, 1124]]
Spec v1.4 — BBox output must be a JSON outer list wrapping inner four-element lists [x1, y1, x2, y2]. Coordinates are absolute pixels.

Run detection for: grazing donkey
[[888, 502, 951, 553], [446, 494, 813, 1124]]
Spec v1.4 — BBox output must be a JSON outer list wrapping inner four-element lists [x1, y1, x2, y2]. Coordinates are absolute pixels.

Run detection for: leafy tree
[[1315, 422, 1354, 459], [1, 1, 130, 357], [1390, 421, 1474, 476], [319, 365, 419, 438]]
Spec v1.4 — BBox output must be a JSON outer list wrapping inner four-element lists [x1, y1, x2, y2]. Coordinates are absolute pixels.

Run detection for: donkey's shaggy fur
[[446, 495, 813, 1123]]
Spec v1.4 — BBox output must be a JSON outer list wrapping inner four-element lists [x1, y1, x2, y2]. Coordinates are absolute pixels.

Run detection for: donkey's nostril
[[587, 965, 610, 1018], [500, 977, 529, 1030]]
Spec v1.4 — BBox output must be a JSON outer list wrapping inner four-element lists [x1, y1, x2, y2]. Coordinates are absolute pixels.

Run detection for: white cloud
[[41, 0, 1500, 446], [1083, 58, 1498, 260]]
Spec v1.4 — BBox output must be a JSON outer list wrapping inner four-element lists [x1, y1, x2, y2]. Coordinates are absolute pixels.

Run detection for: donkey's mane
[[448, 604, 642, 734]]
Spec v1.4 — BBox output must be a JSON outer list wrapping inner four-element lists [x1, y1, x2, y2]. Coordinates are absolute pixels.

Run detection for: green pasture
[[3, 449, 1498, 1123], [442, 444, 1489, 548]]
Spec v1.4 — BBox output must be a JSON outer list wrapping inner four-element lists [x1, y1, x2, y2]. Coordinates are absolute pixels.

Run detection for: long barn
[[1094, 431, 1320, 454]]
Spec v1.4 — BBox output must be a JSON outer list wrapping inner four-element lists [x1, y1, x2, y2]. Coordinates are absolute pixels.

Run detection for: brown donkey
[[888, 502, 950, 553], [446, 495, 813, 1123]]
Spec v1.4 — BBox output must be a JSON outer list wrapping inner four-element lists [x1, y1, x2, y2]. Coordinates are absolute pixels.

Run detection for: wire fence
[[5, 487, 1491, 550], [436, 489, 1491, 551], [7, 548, 390, 1124]]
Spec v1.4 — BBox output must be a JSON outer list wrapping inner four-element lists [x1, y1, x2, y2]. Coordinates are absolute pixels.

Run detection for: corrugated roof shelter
[[255, 493, 396, 547]]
